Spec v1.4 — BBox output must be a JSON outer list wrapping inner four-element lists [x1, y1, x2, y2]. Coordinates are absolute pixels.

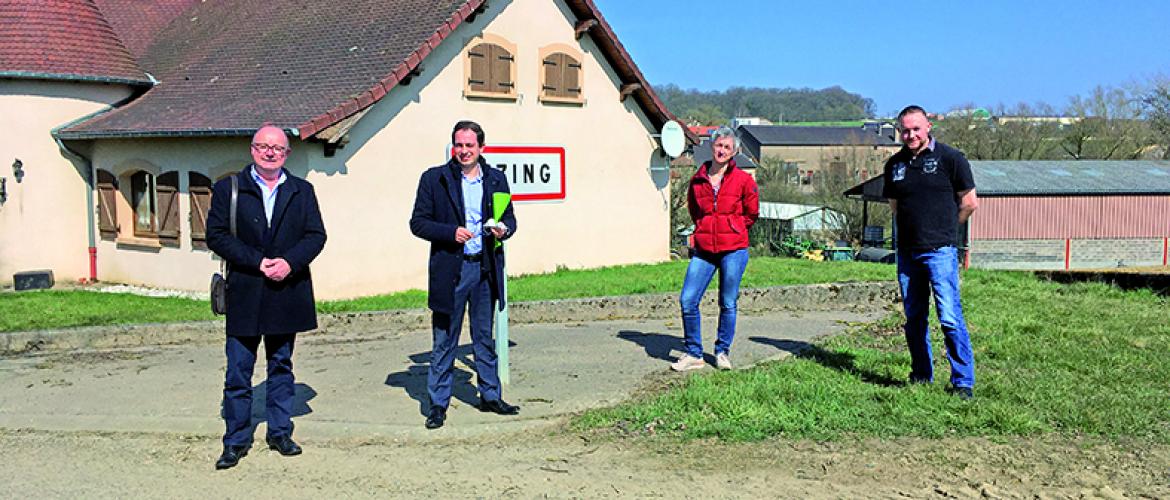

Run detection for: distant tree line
[[935, 78, 1170, 161], [657, 84, 876, 125]]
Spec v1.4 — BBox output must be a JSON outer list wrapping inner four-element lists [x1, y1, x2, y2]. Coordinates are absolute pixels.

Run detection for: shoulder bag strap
[[222, 176, 239, 279]]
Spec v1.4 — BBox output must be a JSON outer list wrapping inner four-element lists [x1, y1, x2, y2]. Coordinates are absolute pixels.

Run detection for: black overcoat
[[409, 158, 516, 316], [206, 167, 327, 336]]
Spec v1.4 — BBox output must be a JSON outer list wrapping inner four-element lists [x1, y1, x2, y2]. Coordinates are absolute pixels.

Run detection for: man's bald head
[[250, 125, 290, 176]]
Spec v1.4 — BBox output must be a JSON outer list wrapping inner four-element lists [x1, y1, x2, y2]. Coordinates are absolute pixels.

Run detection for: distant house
[[0, 0, 693, 297], [844, 160, 1170, 269], [737, 124, 900, 188]]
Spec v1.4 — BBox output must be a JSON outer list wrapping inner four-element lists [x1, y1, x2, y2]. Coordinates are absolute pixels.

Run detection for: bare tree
[[1061, 86, 1151, 160], [1142, 77, 1170, 159]]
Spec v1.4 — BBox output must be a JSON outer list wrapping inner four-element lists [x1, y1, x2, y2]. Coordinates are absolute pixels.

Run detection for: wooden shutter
[[156, 172, 180, 239], [489, 44, 514, 93], [543, 54, 563, 96], [468, 43, 490, 92], [561, 54, 581, 99], [96, 170, 118, 239], [189, 173, 212, 243], [542, 53, 581, 100]]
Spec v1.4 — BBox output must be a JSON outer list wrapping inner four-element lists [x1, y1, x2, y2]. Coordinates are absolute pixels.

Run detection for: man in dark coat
[[206, 125, 327, 469], [410, 120, 518, 430]]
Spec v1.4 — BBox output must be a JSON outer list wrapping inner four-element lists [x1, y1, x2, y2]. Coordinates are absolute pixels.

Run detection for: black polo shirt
[[882, 138, 975, 250]]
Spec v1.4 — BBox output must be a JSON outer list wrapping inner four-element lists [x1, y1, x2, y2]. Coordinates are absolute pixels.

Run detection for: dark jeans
[[428, 259, 501, 409], [679, 248, 749, 358], [222, 333, 296, 446], [897, 246, 975, 388]]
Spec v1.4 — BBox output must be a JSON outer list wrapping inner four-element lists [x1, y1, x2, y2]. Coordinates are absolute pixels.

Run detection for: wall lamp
[[0, 177, 6, 204], [13, 159, 23, 183]]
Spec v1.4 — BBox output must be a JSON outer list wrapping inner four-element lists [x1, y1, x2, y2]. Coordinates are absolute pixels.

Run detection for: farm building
[[844, 160, 1170, 269]]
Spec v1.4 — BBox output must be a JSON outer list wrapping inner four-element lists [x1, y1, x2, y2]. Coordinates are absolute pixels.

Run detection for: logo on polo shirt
[[923, 157, 939, 174], [893, 162, 907, 181]]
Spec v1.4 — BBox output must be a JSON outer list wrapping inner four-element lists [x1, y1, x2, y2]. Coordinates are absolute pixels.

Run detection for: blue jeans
[[897, 246, 975, 388], [679, 248, 749, 358], [428, 259, 502, 409], [222, 333, 296, 446]]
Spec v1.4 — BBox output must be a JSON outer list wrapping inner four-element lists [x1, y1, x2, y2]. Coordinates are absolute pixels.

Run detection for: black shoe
[[908, 375, 931, 385], [266, 436, 302, 456], [214, 444, 249, 470], [479, 398, 520, 415], [949, 386, 974, 401], [425, 406, 446, 429]]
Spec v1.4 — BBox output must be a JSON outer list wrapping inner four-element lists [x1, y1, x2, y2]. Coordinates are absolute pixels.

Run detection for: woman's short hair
[[710, 126, 740, 152]]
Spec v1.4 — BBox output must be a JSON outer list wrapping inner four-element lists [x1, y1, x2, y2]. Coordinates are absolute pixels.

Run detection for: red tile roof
[[92, 0, 200, 59], [56, 0, 693, 145], [0, 0, 150, 85]]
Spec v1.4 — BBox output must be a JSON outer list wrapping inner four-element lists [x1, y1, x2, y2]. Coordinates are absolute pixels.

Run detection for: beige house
[[1, 0, 692, 299]]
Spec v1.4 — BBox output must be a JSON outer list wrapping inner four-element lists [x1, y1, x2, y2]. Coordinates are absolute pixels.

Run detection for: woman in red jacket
[[672, 127, 760, 371]]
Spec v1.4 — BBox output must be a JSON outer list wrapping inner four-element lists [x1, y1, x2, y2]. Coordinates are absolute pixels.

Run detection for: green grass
[[1, 257, 890, 332], [575, 269, 1170, 442], [0, 290, 218, 332]]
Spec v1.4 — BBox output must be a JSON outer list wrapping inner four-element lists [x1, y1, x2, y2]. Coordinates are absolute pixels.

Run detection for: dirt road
[[2, 311, 1166, 498]]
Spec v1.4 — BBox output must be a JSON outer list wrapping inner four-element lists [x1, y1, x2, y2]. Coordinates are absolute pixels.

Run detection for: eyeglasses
[[251, 143, 290, 155]]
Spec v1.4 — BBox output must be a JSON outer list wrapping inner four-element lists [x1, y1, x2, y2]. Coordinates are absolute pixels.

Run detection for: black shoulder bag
[[210, 176, 238, 315]]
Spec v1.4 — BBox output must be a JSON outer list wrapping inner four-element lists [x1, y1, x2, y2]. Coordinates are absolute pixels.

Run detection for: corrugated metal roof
[[974, 160, 1170, 195], [846, 160, 1170, 200], [739, 125, 900, 147]]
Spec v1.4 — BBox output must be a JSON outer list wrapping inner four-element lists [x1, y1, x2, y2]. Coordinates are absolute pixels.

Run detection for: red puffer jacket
[[688, 159, 760, 253]]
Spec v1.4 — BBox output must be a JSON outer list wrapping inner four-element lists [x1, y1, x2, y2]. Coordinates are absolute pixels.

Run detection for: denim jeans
[[222, 333, 296, 446], [897, 246, 975, 388], [679, 248, 749, 358], [428, 259, 501, 409]]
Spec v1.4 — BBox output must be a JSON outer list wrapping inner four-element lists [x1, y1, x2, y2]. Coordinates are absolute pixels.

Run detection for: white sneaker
[[715, 352, 732, 370], [670, 354, 705, 371]]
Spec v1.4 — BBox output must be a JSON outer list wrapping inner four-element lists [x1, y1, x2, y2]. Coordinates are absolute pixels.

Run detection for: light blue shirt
[[250, 166, 287, 226], [461, 170, 484, 255]]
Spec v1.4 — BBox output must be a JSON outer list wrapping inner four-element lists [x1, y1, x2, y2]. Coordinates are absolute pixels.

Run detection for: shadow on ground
[[383, 341, 519, 416], [749, 336, 904, 387]]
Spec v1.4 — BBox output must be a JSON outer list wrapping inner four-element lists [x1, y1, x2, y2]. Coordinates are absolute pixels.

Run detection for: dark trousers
[[428, 259, 501, 409], [222, 333, 296, 446]]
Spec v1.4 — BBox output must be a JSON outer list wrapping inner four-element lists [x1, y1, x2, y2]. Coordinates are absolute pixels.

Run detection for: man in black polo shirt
[[882, 105, 979, 400]]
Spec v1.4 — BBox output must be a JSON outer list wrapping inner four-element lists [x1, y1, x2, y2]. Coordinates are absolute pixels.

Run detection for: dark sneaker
[[950, 386, 974, 400]]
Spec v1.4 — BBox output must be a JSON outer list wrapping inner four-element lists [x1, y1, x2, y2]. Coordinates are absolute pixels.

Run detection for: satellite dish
[[660, 120, 686, 158]]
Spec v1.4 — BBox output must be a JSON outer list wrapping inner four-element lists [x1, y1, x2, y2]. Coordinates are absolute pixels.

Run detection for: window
[[464, 35, 517, 99], [189, 173, 212, 247], [130, 171, 156, 236], [96, 170, 118, 240], [539, 45, 583, 104]]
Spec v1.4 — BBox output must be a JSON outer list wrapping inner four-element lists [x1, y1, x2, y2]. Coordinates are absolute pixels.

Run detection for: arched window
[[464, 35, 517, 99], [129, 171, 156, 236], [189, 172, 213, 247], [96, 169, 118, 240], [539, 45, 584, 104]]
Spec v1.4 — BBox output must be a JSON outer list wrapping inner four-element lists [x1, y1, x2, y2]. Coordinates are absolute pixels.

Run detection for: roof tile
[[0, 0, 149, 84]]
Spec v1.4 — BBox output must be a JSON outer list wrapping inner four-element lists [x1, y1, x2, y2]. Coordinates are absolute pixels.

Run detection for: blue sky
[[592, 0, 1170, 117]]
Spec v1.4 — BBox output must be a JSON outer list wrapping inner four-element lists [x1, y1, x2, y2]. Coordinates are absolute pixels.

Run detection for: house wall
[[758, 144, 898, 181], [87, 0, 671, 299], [0, 79, 135, 285]]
